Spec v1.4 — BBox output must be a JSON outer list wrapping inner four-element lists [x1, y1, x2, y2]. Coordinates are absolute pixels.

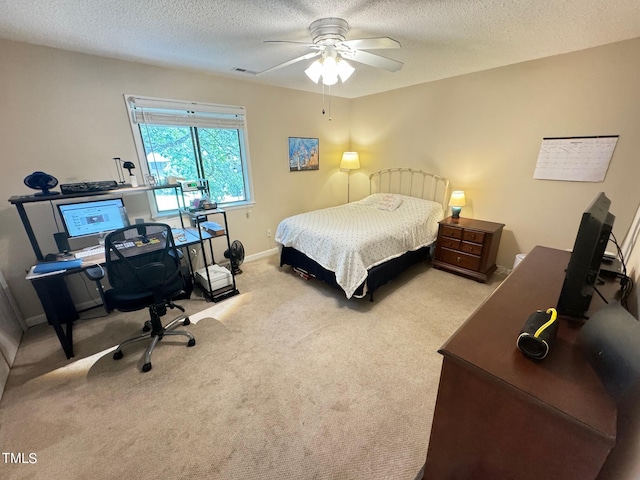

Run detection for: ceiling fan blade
[[257, 51, 321, 75], [264, 40, 316, 47], [340, 37, 401, 50], [344, 50, 403, 72]]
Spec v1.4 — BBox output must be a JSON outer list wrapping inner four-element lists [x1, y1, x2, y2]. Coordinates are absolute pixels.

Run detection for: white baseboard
[[26, 313, 48, 327], [244, 248, 279, 263]]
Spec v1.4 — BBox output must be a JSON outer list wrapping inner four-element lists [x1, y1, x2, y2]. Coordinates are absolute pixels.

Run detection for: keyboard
[[60, 180, 118, 194], [74, 247, 104, 259]]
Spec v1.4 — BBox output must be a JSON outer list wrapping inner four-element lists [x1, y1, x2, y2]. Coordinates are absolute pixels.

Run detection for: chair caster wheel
[[187, 338, 196, 347], [113, 350, 123, 360], [183, 318, 190, 326], [143, 321, 151, 332], [142, 363, 152, 372]]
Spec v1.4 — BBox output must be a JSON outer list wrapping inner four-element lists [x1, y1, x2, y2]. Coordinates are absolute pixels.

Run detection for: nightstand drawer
[[440, 237, 461, 250], [440, 248, 481, 271], [463, 230, 485, 244], [460, 241, 483, 256], [441, 225, 463, 239]]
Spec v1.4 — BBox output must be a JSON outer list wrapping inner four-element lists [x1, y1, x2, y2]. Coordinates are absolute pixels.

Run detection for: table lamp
[[340, 152, 360, 203], [113, 157, 138, 187], [449, 191, 466, 219]]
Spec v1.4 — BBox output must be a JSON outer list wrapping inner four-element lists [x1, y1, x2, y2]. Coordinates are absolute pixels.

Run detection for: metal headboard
[[369, 168, 450, 210]]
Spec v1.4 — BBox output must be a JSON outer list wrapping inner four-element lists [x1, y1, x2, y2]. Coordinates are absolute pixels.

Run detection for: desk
[[422, 246, 617, 480], [26, 227, 208, 359], [66, 227, 206, 266]]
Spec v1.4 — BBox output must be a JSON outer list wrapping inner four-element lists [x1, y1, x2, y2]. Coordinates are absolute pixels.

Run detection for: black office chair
[[104, 223, 195, 372]]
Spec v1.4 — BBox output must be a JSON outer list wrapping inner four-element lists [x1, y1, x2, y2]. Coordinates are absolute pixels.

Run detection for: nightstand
[[433, 217, 504, 282]]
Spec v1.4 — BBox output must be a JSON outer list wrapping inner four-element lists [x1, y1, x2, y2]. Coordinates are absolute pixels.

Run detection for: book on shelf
[[200, 221, 225, 236]]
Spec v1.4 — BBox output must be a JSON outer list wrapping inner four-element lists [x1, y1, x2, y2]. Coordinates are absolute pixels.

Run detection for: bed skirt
[[279, 245, 433, 300]]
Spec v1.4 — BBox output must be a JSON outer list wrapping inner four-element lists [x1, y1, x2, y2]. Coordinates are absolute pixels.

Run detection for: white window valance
[[126, 95, 245, 129]]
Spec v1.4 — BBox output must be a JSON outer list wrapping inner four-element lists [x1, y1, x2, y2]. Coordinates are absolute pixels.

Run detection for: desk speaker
[[53, 232, 70, 253]]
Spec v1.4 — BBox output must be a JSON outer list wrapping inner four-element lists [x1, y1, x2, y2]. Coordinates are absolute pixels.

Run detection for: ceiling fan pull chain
[[320, 85, 332, 120]]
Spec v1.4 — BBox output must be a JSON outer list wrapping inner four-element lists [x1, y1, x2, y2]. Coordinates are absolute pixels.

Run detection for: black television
[[557, 192, 615, 319]]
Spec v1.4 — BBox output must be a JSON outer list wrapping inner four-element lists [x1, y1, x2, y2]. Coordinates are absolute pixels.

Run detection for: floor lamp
[[340, 152, 360, 203]]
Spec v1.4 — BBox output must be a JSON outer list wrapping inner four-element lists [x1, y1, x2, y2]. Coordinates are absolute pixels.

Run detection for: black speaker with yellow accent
[[517, 308, 559, 360]]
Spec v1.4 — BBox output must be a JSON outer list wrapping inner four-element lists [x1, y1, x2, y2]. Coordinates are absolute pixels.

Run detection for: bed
[[275, 168, 450, 300]]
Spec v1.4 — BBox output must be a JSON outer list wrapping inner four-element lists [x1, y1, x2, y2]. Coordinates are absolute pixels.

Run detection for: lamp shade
[[304, 61, 323, 83], [449, 190, 466, 219], [336, 58, 355, 82], [449, 191, 466, 207], [340, 152, 360, 170]]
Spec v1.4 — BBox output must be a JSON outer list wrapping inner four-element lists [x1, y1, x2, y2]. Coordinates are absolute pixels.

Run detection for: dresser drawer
[[463, 230, 485, 244], [441, 225, 463, 239], [460, 241, 483, 256], [439, 237, 461, 250], [439, 248, 481, 271]]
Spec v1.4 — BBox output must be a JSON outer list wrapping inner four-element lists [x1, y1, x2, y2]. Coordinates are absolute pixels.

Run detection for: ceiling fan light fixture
[[304, 60, 323, 83], [321, 56, 339, 85], [304, 54, 354, 86], [322, 72, 339, 86], [337, 58, 355, 82]]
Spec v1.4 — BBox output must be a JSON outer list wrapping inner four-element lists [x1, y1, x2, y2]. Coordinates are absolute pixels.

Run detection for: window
[[125, 95, 253, 215]]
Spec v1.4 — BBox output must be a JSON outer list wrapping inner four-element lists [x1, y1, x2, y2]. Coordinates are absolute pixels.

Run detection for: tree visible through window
[[126, 95, 252, 214]]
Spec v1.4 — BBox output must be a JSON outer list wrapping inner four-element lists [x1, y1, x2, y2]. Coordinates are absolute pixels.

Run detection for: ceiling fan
[[257, 18, 403, 85]]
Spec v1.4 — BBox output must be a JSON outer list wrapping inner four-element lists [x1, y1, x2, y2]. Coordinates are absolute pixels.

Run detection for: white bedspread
[[275, 193, 444, 298]]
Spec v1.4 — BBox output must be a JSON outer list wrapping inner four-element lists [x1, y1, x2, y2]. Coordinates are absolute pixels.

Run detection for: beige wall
[[2, 36, 640, 322], [0, 39, 350, 321], [351, 37, 640, 269]]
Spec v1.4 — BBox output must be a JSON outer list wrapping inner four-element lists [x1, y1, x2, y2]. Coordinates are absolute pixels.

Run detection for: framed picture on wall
[[289, 137, 319, 171]]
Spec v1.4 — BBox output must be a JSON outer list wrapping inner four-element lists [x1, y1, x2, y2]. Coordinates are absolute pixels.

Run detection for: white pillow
[[376, 194, 403, 211]]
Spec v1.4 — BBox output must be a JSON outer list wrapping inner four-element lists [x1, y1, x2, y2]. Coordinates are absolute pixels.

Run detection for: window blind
[[126, 96, 245, 129]]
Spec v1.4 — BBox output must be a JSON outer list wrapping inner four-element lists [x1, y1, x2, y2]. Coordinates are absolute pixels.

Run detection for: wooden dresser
[[433, 216, 504, 282], [422, 246, 617, 480]]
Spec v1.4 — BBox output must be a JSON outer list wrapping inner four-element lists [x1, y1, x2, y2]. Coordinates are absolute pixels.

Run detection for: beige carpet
[[0, 255, 504, 480]]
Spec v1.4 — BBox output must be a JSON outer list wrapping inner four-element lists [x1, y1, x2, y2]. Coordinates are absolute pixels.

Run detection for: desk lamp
[[449, 191, 466, 219], [113, 157, 138, 187], [340, 152, 360, 203]]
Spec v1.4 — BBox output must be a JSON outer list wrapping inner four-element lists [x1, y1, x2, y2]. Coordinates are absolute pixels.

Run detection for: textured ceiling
[[1, 0, 640, 98]]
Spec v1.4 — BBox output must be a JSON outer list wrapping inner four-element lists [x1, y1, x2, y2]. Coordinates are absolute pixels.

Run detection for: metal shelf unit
[[178, 207, 239, 302]]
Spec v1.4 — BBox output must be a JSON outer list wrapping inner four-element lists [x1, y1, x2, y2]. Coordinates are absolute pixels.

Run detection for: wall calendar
[[533, 135, 618, 182]]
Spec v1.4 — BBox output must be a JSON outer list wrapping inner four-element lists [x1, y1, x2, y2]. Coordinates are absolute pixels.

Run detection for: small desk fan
[[224, 240, 245, 275], [23, 171, 60, 196]]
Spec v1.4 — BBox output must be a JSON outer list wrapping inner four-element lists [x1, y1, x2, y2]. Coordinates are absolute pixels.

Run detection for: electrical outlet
[[266, 228, 272, 238]]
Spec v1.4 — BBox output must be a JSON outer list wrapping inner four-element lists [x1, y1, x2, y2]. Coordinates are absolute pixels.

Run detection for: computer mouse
[[141, 236, 150, 244]]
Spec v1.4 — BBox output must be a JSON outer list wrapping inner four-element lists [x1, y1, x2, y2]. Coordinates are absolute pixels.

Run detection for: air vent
[[233, 67, 258, 75]]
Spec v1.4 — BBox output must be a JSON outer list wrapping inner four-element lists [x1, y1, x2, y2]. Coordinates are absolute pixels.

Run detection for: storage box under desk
[[194, 264, 232, 292]]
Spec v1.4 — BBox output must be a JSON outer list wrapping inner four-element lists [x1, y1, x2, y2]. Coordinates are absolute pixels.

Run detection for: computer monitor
[[556, 192, 615, 319], [57, 198, 130, 239]]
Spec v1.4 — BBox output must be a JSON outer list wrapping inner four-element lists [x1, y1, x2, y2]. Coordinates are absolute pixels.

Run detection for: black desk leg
[[31, 276, 79, 359], [49, 318, 74, 359]]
